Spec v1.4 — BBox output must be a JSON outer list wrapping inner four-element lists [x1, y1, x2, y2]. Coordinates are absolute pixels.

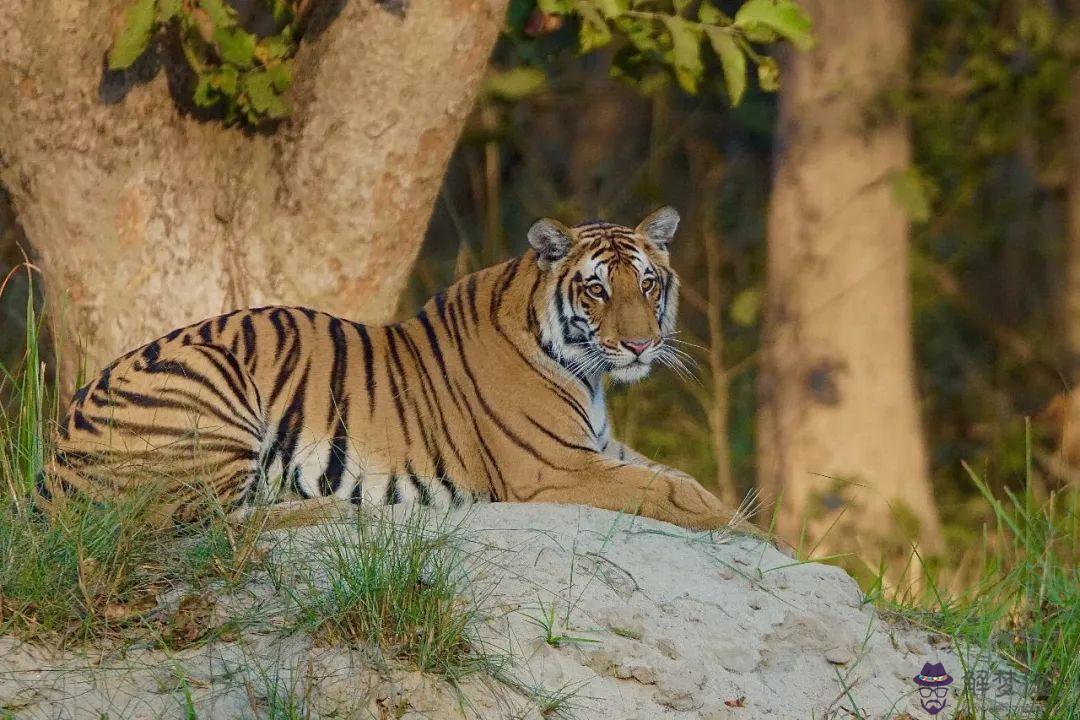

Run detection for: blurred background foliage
[[402, 0, 1080, 547]]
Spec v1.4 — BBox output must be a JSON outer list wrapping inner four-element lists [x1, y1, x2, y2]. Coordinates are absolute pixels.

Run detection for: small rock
[[596, 606, 647, 640], [631, 664, 658, 685], [654, 687, 699, 712], [716, 641, 759, 673], [825, 646, 854, 665], [614, 660, 658, 685], [656, 637, 679, 660], [655, 672, 705, 711], [905, 639, 928, 655], [748, 598, 763, 610]]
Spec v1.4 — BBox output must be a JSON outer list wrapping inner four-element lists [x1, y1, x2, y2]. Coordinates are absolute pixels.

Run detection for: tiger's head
[[528, 207, 681, 384]]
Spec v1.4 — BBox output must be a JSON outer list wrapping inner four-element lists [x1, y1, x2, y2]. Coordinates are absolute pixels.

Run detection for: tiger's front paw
[[670, 477, 752, 533]]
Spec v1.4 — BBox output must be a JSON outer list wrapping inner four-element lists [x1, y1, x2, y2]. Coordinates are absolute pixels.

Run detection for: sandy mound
[[0, 503, 1028, 719]]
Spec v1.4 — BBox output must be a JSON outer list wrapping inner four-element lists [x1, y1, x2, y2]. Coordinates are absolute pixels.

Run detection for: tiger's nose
[[621, 338, 654, 356]]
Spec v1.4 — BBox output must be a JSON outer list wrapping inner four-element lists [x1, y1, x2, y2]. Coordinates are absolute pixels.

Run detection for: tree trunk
[[756, 0, 943, 565], [0, 0, 506, 389], [1052, 0, 1080, 475]]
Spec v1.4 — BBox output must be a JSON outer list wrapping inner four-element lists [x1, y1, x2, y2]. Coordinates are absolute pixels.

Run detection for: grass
[[274, 508, 503, 683], [0, 491, 161, 640], [525, 679, 588, 719], [0, 289, 166, 641], [0, 291, 261, 642], [523, 595, 599, 649], [243, 662, 315, 720], [862, 430, 1079, 719]]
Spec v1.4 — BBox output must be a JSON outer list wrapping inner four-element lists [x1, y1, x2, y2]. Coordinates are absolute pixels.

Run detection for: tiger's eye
[[586, 282, 607, 300], [641, 277, 655, 293]]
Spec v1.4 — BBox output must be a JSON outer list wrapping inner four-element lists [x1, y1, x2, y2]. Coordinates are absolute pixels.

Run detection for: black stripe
[[352, 322, 376, 416], [275, 364, 311, 495], [320, 409, 350, 496], [73, 411, 100, 435], [268, 310, 302, 407], [465, 274, 480, 326], [383, 328, 411, 446], [406, 461, 432, 506], [142, 341, 161, 365], [525, 414, 596, 453], [188, 345, 262, 433], [385, 475, 402, 504], [269, 308, 289, 359], [440, 478, 462, 507], [394, 326, 440, 462], [241, 314, 257, 369], [327, 318, 349, 425], [451, 322, 582, 473], [434, 291, 449, 326], [216, 312, 233, 334]]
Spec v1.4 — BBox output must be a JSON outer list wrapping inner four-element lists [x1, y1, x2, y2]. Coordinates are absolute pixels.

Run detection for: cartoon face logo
[[913, 662, 954, 715]]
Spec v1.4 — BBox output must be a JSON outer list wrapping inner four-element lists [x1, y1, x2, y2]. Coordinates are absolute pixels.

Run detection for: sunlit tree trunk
[[756, 0, 943, 565], [1052, 0, 1080, 476], [0, 0, 505, 390]]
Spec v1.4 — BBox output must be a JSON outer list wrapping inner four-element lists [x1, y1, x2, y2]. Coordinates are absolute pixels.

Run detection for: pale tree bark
[[0, 0, 506, 389], [756, 0, 943, 563], [1050, 0, 1080, 476]]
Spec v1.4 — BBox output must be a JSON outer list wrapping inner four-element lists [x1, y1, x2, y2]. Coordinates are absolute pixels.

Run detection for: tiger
[[37, 207, 740, 531]]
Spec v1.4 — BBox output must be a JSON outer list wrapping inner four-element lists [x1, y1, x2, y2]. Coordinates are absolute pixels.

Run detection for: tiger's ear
[[636, 206, 680, 250], [528, 218, 574, 266]]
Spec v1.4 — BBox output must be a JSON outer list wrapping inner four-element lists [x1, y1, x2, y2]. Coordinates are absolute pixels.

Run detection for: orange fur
[[39, 209, 738, 530]]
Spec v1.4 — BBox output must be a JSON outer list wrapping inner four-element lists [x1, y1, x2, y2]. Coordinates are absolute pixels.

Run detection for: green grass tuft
[[867, 426, 1079, 719], [0, 492, 162, 641], [277, 509, 500, 682]]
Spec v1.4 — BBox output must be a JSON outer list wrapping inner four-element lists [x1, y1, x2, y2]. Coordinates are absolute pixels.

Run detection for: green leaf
[[108, 0, 158, 70], [538, 0, 573, 13], [734, 0, 814, 51], [210, 65, 239, 95], [757, 56, 780, 91], [193, 73, 217, 107], [197, 0, 237, 29], [665, 17, 703, 71], [576, 1, 612, 52], [664, 15, 703, 93], [484, 67, 549, 101], [255, 32, 293, 64], [730, 288, 762, 327], [265, 61, 293, 93], [213, 26, 257, 68], [706, 29, 747, 105], [243, 69, 290, 119], [697, 1, 729, 26], [615, 16, 661, 52], [594, 0, 627, 19], [269, 0, 294, 25], [888, 168, 933, 223], [157, 0, 182, 23]]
